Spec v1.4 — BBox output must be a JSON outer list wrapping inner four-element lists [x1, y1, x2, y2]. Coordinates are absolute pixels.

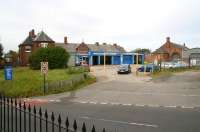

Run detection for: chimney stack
[[64, 37, 68, 44], [166, 37, 170, 43], [29, 29, 35, 38], [95, 42, 99, 46]]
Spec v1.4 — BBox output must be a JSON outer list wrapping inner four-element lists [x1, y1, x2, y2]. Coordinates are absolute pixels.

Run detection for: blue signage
[[4, 66, 12, 80]]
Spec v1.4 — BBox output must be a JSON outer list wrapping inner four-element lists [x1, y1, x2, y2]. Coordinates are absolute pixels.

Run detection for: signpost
[[41, 62, 48, 94]]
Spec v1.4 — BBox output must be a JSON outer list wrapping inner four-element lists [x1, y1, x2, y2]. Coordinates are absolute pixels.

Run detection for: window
[[25, 46, 31, 53], [41, 43, 48, 48]]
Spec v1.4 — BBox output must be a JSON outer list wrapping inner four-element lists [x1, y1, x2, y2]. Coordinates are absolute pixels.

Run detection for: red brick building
[[146, 37, 188, 63], [18, 29, 55, 66]]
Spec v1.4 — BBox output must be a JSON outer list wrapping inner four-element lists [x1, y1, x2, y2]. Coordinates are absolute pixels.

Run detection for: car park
[[117, 64, 131, 74]]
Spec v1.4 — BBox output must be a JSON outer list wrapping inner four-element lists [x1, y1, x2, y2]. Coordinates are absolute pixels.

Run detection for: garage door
[[113, 56, 121, 65], [123, 55, 133, 64]]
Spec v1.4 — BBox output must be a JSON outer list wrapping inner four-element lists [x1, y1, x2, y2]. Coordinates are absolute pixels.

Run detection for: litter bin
[[4, 66, 12, 80]]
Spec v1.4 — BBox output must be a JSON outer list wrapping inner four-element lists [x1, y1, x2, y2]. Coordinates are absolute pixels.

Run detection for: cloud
[[0, 0, 200, 52]]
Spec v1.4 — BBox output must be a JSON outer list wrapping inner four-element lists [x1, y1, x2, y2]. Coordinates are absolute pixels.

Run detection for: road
[[29, 66, 200, 132], [39, 100, 200, 132]]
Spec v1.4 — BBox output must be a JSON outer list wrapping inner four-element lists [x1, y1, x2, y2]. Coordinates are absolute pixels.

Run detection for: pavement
[[25, 66, 200, 132]]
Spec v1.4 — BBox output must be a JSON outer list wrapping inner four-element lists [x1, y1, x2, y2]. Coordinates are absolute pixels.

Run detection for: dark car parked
[[117, 64, 131, 74], [137, 64, 159, 72]]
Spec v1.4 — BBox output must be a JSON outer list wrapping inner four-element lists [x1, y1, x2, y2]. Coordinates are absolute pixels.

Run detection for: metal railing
[[0, 95, 106, 132]]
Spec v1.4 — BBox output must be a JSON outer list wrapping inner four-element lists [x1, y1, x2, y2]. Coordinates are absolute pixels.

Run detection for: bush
[[29, 47, 70, 69]]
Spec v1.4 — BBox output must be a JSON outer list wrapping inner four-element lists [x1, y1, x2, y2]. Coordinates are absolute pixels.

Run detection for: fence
[[44, 73, 89, 92], [0, 95, 106, 132]]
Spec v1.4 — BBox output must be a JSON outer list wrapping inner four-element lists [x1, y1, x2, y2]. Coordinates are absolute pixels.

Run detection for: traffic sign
[[41, 62, 48, 75]]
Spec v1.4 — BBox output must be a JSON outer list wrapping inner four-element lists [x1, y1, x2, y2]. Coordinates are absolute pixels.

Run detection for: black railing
[[0, 95, 106, 132]]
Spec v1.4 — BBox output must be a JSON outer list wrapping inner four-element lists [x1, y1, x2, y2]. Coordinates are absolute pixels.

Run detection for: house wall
[[19, 42, 55, 66], [19, 45, 32, 66], [183, 48, 200, 65]]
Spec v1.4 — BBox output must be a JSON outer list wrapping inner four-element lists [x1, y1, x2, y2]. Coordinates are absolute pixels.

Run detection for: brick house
[[18, 29, 55, 66], [146, 37, 188, 63]]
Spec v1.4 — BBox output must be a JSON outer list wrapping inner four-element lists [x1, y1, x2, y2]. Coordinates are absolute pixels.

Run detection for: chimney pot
[[166, 37, 170, 42], [113, 43, 117, 46], [64, 37, 68, 44], [95, 42, 99, 46]]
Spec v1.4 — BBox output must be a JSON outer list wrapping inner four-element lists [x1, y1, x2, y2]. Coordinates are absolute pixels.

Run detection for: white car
[[162, 62, 188, 69]]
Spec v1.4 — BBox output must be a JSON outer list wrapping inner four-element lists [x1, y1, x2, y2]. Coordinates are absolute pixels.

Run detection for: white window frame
[[41, 43, 48, 48], [25, 46, 31, 53]]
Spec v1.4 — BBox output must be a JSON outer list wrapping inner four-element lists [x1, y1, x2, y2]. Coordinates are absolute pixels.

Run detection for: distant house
[[146, 37, 188, 63], [19, 29, 144, 66], [18, 30, 55, 66], [183, 48, 200, 66]]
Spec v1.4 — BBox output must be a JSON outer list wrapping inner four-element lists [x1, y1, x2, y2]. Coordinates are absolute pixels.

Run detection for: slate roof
[[55, 43, 126, 53], [55, 43, 78, 53], [171, 43, 189, 50], [33, 31, 54, 43], [153, 42, 189, 54], [87, 44, 125, 52], [153, 48, 168, 54], [21, 36, 34, 45]]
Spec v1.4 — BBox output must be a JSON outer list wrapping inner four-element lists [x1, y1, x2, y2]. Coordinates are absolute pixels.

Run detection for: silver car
[[117, 64, 131, 74]]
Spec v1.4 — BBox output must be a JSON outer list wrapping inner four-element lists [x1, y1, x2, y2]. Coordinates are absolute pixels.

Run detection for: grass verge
[[151, 66, 200, 79], [0, 67, 96, 97]]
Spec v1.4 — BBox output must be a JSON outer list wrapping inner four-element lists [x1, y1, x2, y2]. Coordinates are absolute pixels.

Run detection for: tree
[[4, 50, 19, 66], [132, 48, 151, 54], [0, 43, 4, 69], [29, 47, 70, 69], [0, 43, 3, 59]]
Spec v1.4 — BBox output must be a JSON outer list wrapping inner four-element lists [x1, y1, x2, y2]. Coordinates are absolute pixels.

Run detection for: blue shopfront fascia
[[88, 51, 144, 56]]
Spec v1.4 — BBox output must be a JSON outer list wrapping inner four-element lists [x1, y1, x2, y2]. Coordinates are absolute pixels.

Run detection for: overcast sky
[[0, 0, 200, 52]]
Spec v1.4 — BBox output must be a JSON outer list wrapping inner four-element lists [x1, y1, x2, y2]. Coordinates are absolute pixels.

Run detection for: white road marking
[[135, 104, 145, 107], [80, 116, 158, 128], [110, 102, 119, 105], [181, 106, 194, 109], [148, 104, 159, 107], [129, 92, 200, 97], [100, 102, 108, 105], [79, 101, 87, 104], [165, 106, 177, 108], [72, 101, 198, 109], [122, 104, 132, 106]]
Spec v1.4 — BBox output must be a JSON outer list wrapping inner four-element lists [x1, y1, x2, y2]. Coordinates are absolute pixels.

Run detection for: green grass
[[0, 67, 95, 97], [151, 66, 200, 79], [46, 75, 96, 95]]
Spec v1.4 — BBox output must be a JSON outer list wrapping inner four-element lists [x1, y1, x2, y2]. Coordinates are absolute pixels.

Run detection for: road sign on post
[[41, 62, 48, 75], [4, 66, 12, 80], [41, 62, 48, 94]]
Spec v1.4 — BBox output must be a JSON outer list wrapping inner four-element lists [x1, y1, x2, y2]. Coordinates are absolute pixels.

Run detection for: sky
[[0, 0, 200, 52]]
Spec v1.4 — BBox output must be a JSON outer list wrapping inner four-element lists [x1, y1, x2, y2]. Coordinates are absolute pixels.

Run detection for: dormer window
[[25, 46, 31, 53], [41, 43, 48, 48]]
